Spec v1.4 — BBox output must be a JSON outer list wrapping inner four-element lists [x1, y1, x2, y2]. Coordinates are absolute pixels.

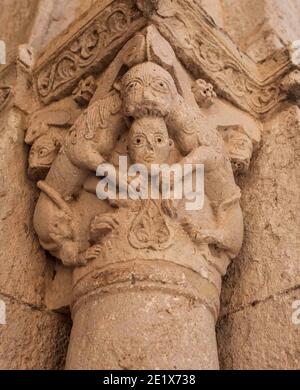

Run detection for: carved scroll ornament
[[33, 0, 300, 117], [35, 0, 145, 103]]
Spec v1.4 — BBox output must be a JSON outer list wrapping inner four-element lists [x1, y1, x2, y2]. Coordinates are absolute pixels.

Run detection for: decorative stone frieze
[[32, 0, 300, 117]]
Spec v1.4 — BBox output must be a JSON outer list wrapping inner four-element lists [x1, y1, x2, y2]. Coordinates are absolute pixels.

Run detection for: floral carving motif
[[128, 200, 173, 250], [35, 1, 143, 103], [32, 0, 299, 116], [149, 0, 291, 116]]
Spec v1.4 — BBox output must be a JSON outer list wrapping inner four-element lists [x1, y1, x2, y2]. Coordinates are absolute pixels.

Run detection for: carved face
[[73, 75, 97, 106], [192, 79, 216, 108], [226, 131, 253, 173], [128, 117, 172, 170], [121, 62, 177, 118], [28, 135, 61, 180]]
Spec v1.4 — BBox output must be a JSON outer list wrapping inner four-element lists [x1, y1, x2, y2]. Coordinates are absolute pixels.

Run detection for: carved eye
[[126, 80, 142, 93], [154, 133, 165, 144], [133, 135, 145, 146], [38, 147, 49, 156], [152, 78, 170, 93]]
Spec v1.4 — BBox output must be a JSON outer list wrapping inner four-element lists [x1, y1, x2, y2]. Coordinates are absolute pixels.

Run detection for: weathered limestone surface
[[0, 0, 97, 63], [200, 0, 300, 62], [221, 105, 300, 314], [0, 108, 48, 305], [0, 106, 71, 369], [67, 290, 219, 370], [0, 294, 71, 369], [218, 105, 300, 369], [31, 23, 246, 366], [29, 0, 98, 54], [217, 288, 300, 369], [0, 0, 300, 370], [0, 0, 39, 62]]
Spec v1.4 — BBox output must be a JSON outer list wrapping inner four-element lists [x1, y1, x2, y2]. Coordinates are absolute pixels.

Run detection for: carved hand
[[89, 214, 119, 242], [182, 219, 226, 248]]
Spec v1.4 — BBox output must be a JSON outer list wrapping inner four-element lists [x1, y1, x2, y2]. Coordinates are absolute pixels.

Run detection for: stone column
[[217, 105, 300, 369], [66, 260, 220, 370]]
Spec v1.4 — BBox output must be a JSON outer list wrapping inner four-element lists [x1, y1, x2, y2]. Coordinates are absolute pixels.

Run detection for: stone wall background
[[0, 0, 299, 369], [0, 0, 95, 370], [200, 0, 300, 62], [0, 0, 97, 62], [217, 105, 300, 369], [0, 101, 72, 369]]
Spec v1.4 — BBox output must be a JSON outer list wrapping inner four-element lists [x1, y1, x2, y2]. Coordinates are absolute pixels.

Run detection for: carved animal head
[[222, 127, 253, 174], [118, 62, 178, 118], [28, 134, 62, 180], [128, 116, 173, 170]]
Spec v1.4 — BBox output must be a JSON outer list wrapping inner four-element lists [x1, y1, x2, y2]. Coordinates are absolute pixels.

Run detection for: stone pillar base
[[65, 260, 220, 370]]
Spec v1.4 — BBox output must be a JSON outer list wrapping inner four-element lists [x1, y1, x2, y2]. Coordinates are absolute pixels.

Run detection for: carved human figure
[[33, 62, 182, 266], [87, 111, 242, 265], [32, 56, 245, 369], [172, 135, 243, 259], [116, 61, 178, 118], [65, 108, 229, 369]]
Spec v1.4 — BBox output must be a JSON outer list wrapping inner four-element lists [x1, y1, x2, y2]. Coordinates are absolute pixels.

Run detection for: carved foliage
[[128, 200, 174, 250], [148, 0, 288, 116], [35, 1, 144, 103], [32, 0, 300, 116]]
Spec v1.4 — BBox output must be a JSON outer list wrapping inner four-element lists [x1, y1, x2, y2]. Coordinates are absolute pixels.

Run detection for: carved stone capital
[[24, 0, 269, 370]]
